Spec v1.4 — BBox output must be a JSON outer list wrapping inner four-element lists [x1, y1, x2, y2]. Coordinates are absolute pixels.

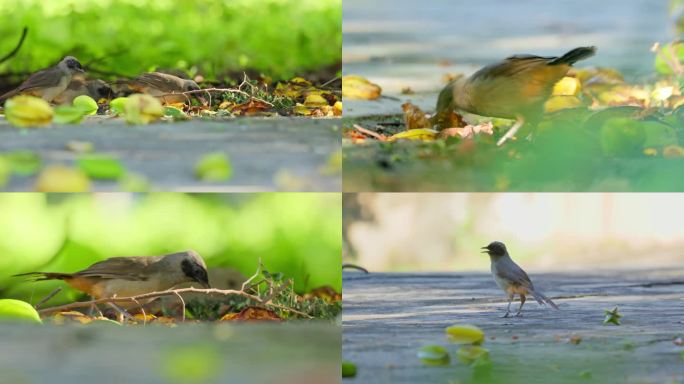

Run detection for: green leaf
[[604, 306, 622, 325], [4, 150, 41, 175]]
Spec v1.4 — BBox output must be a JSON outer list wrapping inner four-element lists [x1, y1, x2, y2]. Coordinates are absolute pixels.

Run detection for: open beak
[[480, 246, 489, 254]]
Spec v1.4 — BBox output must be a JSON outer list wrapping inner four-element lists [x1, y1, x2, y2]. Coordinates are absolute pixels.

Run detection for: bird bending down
[[112, 72, 202, 104], [435, 46, 597, 146], [14, 250, 210, 309], [0, 56, 85, 104], [481, 241, 558, 317]]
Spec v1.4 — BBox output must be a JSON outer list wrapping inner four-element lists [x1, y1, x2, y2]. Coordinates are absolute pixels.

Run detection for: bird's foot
[[515, 312, 523, 317], [502, 312, 511, 318]]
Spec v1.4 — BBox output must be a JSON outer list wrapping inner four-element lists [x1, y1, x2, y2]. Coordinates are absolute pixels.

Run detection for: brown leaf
[[231, 99, 272, 116], [220, 307, 282, 322], [303, 286, 342, 303], [402, 102, 431, 129], [440, 122, 494, 140]]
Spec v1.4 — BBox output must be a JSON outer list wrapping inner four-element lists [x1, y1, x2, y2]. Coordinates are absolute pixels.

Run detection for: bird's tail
[[529, 289, 559, 309], [12, 272, 73, 281], [549, 46, 597, 66]]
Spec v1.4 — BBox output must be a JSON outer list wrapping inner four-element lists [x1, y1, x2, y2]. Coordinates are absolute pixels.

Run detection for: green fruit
[[54, 105, 86, 124], [110, 97, 128, 116], [600, 118, 647, 157], [0, 299, 42, 324], [417, 345, 450, 366], [194, 152, 233, 182], [77, 155, 126, 180], [456, 346, 490, 366], [341, 361, 357, 377], [73, 95, 98, 115], [124, 94, 164, 124], [0, 156, 9, 187]]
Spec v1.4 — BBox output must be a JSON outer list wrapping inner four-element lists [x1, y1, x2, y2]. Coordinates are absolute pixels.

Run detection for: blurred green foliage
[[0, 193, 341, 303], [0, 0, 341, 80]]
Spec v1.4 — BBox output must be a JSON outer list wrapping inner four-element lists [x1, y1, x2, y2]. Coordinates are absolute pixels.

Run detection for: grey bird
[[0, 56, 85, 103], [112, 72, 202, 104], [13, 250, 210, 301], [481, 241, 558, 317]]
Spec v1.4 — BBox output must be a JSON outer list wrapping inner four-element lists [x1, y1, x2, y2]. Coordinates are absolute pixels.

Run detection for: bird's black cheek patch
[[181, 259, 194, 279]]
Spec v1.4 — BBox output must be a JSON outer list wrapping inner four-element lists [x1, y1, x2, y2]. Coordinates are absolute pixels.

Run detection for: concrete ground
[[343, 269, 684, 384], [0, 116, 341, 192]]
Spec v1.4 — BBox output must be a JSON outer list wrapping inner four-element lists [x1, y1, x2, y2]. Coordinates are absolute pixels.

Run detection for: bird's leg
[[107, 302, 133, 323], [502, 295, 513, 318], [497, 115, 525, 147], [515, 294, 526, 317]]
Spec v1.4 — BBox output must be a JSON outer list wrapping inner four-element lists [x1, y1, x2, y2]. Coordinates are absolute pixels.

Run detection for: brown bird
[[0, 56, 85, 103], [14, 250, 210, 300], [53, 78, 112, 105], [112, 72, 202, 104], [481, 241, 558, 317], [436, 47, 596, 145]]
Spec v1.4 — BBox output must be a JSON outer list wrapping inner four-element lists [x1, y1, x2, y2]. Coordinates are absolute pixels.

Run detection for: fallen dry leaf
[[389, 128, 437, 142], [220, 307, 282, 322], [440, 122, 494, 139], [303, 286, 342, 303], [402, 102, 431, 129]]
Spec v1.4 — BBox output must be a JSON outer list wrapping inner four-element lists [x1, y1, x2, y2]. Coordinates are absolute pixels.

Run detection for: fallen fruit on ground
[[35, 165, 91, 192], [417, 345, 450, 366], [446, 324, 485, 345], [4, 95, 53, 128], [0, 299, 42, 324]]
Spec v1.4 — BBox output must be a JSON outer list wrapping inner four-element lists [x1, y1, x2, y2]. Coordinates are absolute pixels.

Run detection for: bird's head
[[164, 250, 210, 288], [183, 79, 206, 104], [481, 241, 507, 258], [61, 56, 85, 74], [86, 79, 113, 100]]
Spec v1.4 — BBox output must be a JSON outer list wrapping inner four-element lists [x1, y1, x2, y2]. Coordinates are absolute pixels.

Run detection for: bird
[[13, 250, 210, 301], [53, 78, 113, 105], [481, 241, 558, 317], [435, 46, 597, 146], [112, 72, 202, 104], [0, 56, 85, 104]]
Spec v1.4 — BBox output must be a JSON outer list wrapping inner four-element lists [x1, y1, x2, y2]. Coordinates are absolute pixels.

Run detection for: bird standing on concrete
[[436, 47, 597, 145], [53, 78, 112, 105], [0, 56, 85, 103], [481, 241, 558, 317]]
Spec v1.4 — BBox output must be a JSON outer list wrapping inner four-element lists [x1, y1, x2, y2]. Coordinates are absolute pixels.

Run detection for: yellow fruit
[[552, 77, 581, 96], [4, 95, 53, 128], [445, 325, 485, 345], [342, 75, 382, 100], [456, 346, 490, 366], [417, 345, 450, 366], [35, 165, 91, 192], [124, 94, 164, 124], [544, 96, 582, 113]]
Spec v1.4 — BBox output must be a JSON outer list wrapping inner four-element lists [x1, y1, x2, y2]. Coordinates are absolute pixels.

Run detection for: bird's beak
[[480, 246, 489, 254], [76, 67, 85, 73]]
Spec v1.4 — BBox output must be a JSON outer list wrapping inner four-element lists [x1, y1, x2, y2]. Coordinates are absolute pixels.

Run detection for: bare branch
[[0, 27, 28, 66]]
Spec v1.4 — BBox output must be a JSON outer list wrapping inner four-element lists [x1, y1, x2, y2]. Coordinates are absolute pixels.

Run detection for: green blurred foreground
[[0, 0, 341, 80], [0, 193, 341, 303]]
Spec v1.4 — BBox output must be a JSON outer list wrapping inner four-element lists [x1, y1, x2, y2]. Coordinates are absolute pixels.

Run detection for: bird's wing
[[470, 56, 552, 82], [73, 256, 158, 281], [15, 67, 64, 92], [495, 259, 534, 289], [135, 72, 183, 92]]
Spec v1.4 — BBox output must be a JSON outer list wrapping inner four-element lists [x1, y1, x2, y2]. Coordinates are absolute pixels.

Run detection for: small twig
[[177, 88, 274, 107], [342, 264, 369, 274], [34, 287, 62, 309], [242, 258, 263, 292], [129, 297, 147, 325], [38, 287, 313, 319], [353, 124, 388, 141], [0, 27, 28, 66], [172, 290, 186, 323], [318, 76, 341, 89]]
